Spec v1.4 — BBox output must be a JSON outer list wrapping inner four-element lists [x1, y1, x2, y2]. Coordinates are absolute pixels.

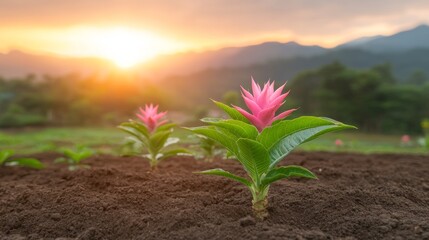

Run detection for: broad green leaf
[[11, 158, 44, 169], [212, 100, 250, 123], [236, 139, 270, 182], [188, 126, 238, 156], [118, 124, 149, 147], [128, 121, 150, 137], [164, 137, 180, 147], [63, 149, 79, 160], [196, 168, 251, 187], [201, 118, 258, 139], [62, 147, 93, 164], [156, 123, 176, 133], [261, 165, 317, 186], [257, 116, 356, 168], [74, 150, 93, 163], [150, 130, 172, 153], [0, 150, 14, 165], [158, 148, 191, 161]]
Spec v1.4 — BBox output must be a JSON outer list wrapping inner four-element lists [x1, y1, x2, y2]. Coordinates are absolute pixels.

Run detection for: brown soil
[[0, 152, 428, 240]]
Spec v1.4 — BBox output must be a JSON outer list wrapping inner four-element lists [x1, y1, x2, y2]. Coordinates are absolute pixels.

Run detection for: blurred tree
[[371, 63, 396, 84], [406, 70, 428, 85]]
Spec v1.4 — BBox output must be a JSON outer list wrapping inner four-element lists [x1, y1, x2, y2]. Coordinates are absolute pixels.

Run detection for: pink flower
[[136, 104, 168, 132], [233, 78, 297, 131], [401, 135, 411, 143], [335, 139, 344, 147]]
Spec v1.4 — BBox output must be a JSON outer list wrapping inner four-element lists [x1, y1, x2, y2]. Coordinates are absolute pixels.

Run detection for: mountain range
[[1, 24, 429, 80]]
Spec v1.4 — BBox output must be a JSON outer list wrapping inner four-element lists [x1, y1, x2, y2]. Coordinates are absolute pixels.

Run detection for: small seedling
[[118, 104, 189, 170], [190, 78, 356, 219], [0, 149, 43, 169], [55, 146, 94, 171], [197, 135, 217, 162]]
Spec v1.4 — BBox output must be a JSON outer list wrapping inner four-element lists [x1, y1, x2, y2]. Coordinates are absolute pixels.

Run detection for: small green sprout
[[0, 149, 43, 169], [422, 119, 429, 148], [197, 135, 217, 162], [118, 104, 190, 170], [55, 146, 94, 171]]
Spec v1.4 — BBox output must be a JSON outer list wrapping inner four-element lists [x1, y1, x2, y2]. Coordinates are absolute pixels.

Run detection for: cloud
[[1, 0, 429, 47]]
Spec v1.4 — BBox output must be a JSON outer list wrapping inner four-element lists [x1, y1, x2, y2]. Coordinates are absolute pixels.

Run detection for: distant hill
[[337, 35, 383, 48], [161, 47, 429, 106], [1, 24, 429, 81], [337, 24, 429, 52], [143, 41, 326, 78]]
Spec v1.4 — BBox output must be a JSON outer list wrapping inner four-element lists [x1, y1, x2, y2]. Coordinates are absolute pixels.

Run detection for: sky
[[1, 0, 429, 66]]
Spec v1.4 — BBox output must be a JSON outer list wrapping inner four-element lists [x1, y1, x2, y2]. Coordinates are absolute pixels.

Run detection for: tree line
[[289, 62, 429, 134], [0, 62, 428, 134]]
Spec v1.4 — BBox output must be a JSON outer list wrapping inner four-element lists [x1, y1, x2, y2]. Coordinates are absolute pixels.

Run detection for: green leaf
[[201, 118, 258, 139], [257, 116, 356, 168], [149, 130, 172, 153], [188, 126, 238, 156], [63, 148, 78, 160], [61, 147, 93, 164], [164, 137, 180, 147], [129, 120, 150, 137], [196, 168, 251, 187], [212, 100, 250, 123], [236, 139, 270, 182], [75, 150, 93, 163], [0, 149, 14, 165], [11, 158, 44, 169], [118, 121, 150, 146], [158, 148, 191, 161], [261, 165, 317, 186], [156, 123, 176, 133]]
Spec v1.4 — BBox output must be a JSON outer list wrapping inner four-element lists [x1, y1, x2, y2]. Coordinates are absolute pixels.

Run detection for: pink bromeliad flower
[[335, 139, 344, 147], [234, 78, 297, 131], [136, 104, 168, 131], [401, 134, 411, 144]]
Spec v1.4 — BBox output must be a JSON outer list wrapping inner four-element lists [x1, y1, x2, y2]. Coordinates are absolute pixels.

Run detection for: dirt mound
[[0, 152, 428, 239]]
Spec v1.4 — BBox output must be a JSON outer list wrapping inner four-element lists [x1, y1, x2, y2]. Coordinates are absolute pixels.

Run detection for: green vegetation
[[0, 127, 124, 154], [0, 149, 43, 169], [118, 120, 189, 169], [0, 127, 427, 155], [196, 135, 217, 162], [1, 62, 428, 136], [55, 146, 94, 171], [189, 80, 356, 219], [290, 62, 429, 134]]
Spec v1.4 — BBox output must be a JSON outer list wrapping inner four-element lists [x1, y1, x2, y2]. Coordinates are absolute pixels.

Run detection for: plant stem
[[251, 186, 269, 219], [149, 153, 158, 171]]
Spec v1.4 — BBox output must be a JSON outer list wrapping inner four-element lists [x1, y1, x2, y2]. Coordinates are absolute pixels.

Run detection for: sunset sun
[[0, 26, 184, 69], [86, 27, 180, 68]]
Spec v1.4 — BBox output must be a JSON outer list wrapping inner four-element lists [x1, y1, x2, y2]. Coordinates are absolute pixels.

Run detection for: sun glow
[[0, 26, 185, 68], [83, 27, 178, 68]]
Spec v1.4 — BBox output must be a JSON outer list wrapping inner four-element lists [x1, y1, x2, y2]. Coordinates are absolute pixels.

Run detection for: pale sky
[[1, 0, 428, 65]]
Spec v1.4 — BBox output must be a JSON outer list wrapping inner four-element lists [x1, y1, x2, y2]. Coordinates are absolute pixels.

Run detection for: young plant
[[196, 135, 217, 162], [0, 149, 43, 169], [55, 146, 94, 171], [118, 104, 189, 170], [190, 78, 356, 219], [422, 119, 429, 148]]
